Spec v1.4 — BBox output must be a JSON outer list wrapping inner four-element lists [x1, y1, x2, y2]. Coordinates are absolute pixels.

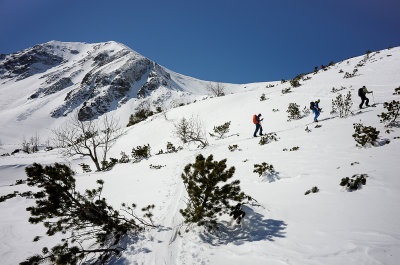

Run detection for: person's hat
[[362, 85, 366, 88], [317, 99, 320, 103], [258, 113, 262, 116]]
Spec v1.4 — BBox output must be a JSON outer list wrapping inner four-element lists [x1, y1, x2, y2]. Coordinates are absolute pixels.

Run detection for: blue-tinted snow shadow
[[106, 226, 172, 265], [199, 205, 287, 246]]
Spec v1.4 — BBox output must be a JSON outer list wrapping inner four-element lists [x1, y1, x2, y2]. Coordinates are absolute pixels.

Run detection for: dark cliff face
[[0, 44, 66, 80]]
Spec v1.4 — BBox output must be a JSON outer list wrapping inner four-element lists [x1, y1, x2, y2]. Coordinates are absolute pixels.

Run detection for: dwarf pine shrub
[[282, 87, 292, 94], [305, 186, 319, 195], [340, 174, 368, 191], [119, 151, 130, 163], [127, 108, 154, 127], [210, 121, 231, 139], [180, 154, 252, 231], [331, 91, 353, 118], [287, 103, 302, 120], [131, 144, 151, 162], [259, 132, 278, 145], [378, 100, 400, 127], [253, 162, 276, 177], [101, 158, 118, 171], [260, 93, 266, 101], [0, 163, 155, 265], [352, 123, 380, 147], [228, 144, 239, 152], [79, 163, 92, 173]]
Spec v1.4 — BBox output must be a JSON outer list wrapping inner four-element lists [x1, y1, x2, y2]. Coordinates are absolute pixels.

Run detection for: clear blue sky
[[1, 0, 399, 83]]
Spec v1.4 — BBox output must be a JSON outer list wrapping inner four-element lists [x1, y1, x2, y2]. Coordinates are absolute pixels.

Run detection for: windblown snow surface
[[1, 44, 400, 265]]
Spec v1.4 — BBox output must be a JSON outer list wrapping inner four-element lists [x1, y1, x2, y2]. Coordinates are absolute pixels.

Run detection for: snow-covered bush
[[259, 132, 278, 145], [119, 151, 130, 163], [210, 121, 231, 139], [281, 87, 292, 94], [101, 157, 118, 171], [287, 103, 301, 121], [290, 79, 300, 88], [149, 164, 165, 170], [3, 163, 155, 265], [344, 68, 358, 78], [352, 123, 380, 147], [79, 163, 92, 173], [180, 154, 252, 232], [166, 142, 181, 153], [174, 116, 208, 148], [253, 162, 275, 177], [260, 93, 266, 101], [228, 144, 239, 152], [131, 144, 151, 162], [393, 86, 400, 95], [331, 91, 353, 118], [302, 106, 311, 116], [283, 146, 300, 152], [340, 174, 368, 191], [304, 186, 319, 195], [127, 108, 154, 127], [378, 100, 400, 127]]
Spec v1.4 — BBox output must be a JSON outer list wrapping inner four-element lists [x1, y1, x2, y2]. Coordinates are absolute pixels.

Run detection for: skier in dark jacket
[[358, 85, 372, 109], [253, 114, 263, 137], [310, 99, 321, 122]]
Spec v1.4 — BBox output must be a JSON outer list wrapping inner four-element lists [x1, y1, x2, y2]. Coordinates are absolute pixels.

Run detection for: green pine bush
[[259, 132, 278, 145], [352, 123, 380, 147], [287, 103, 302, 120], [340, 174, 368, 191], [253, 162, 276, 177], [2, 163, 155, 265], [131, 144, 151, 162], [180, 154, 252, 231]]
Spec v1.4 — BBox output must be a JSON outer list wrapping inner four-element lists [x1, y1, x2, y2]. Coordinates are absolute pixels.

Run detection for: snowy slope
[[1, 45, 400, 265]]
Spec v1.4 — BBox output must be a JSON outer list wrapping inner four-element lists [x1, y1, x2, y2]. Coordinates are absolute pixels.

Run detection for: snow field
[[0, 45, 400, 264]]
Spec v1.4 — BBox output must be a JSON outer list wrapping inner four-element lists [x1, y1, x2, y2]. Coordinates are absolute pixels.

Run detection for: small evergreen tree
[[119, 151, 130, 163], [304, 186, 319, 195], [281, 87, 292, 94], [260, 93, 266, 101], [352, 123, 380, 147], [378, 100, 400, 127], [210, 121, 231, 139], [259, 132, 278, 145], [131, 144, 151, 162], [290, 78, 300, 88], [253, 162, 275, 177], [340, 174, 368, 191], [180, 154, 252, 231], [228, 144, 239, 152], [1, 163, 155, 265], [79, 163, 92, 173], [287, 103, 301, 120], [331, 91, 353, 118]]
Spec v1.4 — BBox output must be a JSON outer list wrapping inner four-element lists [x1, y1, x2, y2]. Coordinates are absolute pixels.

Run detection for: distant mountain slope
[[0, 41, 244, 122]]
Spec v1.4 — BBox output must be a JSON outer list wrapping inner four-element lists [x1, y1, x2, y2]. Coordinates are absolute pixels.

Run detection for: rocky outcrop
[[0, 44, 65, 80], [29, 77, 73, 99]]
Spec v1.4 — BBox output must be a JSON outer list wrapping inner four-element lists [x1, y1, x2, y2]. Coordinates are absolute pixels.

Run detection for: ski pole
[[372, 92, 376, 105]]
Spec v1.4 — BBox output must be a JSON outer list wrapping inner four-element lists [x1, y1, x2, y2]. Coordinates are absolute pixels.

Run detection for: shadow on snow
[[199, 205, 287, 246]]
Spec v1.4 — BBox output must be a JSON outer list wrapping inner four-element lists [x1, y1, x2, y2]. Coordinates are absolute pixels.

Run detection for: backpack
[[358, 88, 364, 97], [253, 115, 257, 124], [310, 102, 315, 110]]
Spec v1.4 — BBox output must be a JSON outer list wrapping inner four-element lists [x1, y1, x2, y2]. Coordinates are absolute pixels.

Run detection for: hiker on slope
[[253, 114, 264, 137], [358, 85, 373, 109], [310, 99, 321, 122]]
